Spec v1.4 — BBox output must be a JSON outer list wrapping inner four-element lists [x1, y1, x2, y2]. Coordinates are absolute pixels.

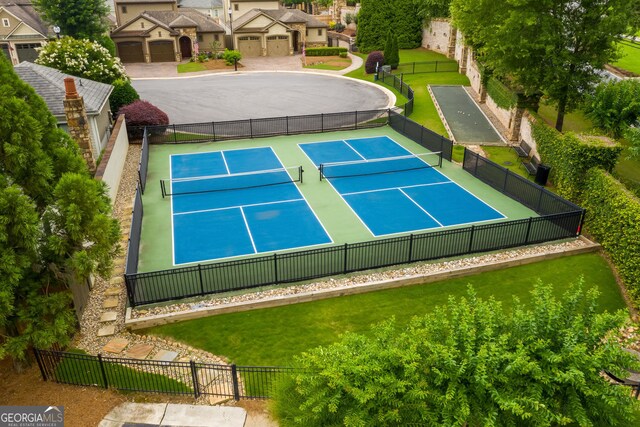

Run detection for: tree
[[36, 37, 128, 85], [0, 55, 120, 363], [585, 79, 640, 137], [416, 0, 452, 21], [272, 283, 640, 426], [356, 0, 422, 52], [451, 0, 640, 131], [384, 32, 399, 69], [33, 0, 109, 41]]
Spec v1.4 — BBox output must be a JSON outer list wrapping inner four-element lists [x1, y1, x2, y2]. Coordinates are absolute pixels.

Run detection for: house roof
[[234, 8, 327, 31], [143, 8, 224, 32], [178, 0, 223, 9], [115, 0, 175, 4], [13, 62, 113, 118], [0, 0, 52, 37]]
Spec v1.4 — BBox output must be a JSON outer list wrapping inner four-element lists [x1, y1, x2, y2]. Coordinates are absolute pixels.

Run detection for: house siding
[[117, 3, 175, 26]]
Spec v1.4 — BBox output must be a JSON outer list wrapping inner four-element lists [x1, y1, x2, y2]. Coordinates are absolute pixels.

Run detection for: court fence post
[[468, 225, 475, 253], [407, 234, 414, 262], [197, 264, 204, 296], [273, 253, 278, 283], [503, 169, 509, 192], [250, 119, 253, 138], [524, 217, 533, 244], [173, 124, 177, 143], [343, 243, 349, 274], [231, 364, 241, 400], [286, 116, 289, 135], [355, 111, 358, 130], [212, 121, 216, 142], [321, 113, 324, 132]]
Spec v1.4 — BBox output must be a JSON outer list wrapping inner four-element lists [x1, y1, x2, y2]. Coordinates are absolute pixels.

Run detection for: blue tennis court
[[300, 136, 505, 236], [168, 147, 331, 265]]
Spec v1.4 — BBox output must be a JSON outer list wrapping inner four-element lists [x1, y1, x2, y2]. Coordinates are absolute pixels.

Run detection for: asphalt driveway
[[131, 72, 393, 124]]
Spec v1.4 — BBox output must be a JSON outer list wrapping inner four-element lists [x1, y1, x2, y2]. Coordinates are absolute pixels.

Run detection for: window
[[234, 4, 239, 11], [197, 34, 203, 42], [214, 34, 219, 41], [2, 18, 9, 27], [140, 22, 144, 29], [305, 29, 308, 36], [158, 31, 162, 37], [122, 6, 127, 13], [317, 29, 322, 36]]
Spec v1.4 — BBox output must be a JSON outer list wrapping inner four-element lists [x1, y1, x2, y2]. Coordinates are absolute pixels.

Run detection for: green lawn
[[483, 145, 532, 178], [346, 49, 467, 134], [613, 40, 640, 75], [144, 253, 626, 366], [177, 62, 206, 73], [537, 101, 594, 134]]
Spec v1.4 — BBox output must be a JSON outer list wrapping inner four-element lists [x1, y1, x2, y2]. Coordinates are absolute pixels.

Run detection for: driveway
[[132, 72, 392, 123]]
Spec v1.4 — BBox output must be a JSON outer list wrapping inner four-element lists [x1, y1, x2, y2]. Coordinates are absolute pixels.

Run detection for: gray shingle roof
[[178, 0, 223, 9], [115, 0, 175, 3], [234, 8, 327, 30], [14, 62, 113, 118], [144, 8, 224, 32], [0, 0, 52, 37]]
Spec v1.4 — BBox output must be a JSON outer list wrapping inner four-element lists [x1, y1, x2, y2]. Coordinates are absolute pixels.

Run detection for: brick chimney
[[63, 77, 96, 173]]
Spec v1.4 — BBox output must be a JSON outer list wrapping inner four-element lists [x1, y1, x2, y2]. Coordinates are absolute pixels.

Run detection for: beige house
[[0, 0, 52, 65], [112, 0, 225, 63], [230, 2, 327, 57]]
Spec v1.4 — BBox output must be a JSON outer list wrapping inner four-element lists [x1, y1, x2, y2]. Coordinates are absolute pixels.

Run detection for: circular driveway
[[131, 72, 393, 124]]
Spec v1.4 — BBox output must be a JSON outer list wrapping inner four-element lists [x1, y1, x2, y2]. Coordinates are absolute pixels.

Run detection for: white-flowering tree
[[36, 36, 128, 84]]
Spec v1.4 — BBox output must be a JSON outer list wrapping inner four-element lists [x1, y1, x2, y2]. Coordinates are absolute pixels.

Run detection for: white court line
[[174, 198, 305, 216], [169, 157, 177, 266], [399, 188, 444, 227], [239, 206, 258, 254], [220, 151, 231, 174], [342, 181, 450, 197], [343, 139, 367, 160], [270, 147, 334, 243]]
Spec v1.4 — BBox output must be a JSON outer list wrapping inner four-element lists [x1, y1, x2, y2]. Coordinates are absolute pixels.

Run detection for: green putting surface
[[138, 126, 535, 273], [430, 85, 504, 144]]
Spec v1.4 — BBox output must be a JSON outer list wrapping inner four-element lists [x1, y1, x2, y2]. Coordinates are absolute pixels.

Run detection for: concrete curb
[[125, 237, 600, 330]]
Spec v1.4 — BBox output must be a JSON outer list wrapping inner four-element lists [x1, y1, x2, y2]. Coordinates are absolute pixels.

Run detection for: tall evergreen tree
[[357, 0, 421, 52], [0, 55, 120, 363]]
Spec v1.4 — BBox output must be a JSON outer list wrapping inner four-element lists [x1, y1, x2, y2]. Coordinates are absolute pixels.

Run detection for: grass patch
[[177, 62, 206, 73], [614, 137, 640, 197], [537, 102, 594, 133], [55, 349, 192, 394], [304, 63, 348, 71], [144, 253, 625, 366], [613, 40, 640, 75], [482, 145, 532, 179]]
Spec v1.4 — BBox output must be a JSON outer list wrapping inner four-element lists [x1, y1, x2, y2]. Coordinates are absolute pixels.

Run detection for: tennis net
[[319, 152, 442, 181], [160, 166, 303, 198]]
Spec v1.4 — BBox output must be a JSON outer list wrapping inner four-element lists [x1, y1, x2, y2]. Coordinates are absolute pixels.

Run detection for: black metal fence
[[378, 69, 414, 116], [125, 184, 143, 276], [138, 128, 149, 193], [391, 60, 459, 75], [131, 109, 389, 144], [388, 110, 453, 162], [33, 348, 295, 400]]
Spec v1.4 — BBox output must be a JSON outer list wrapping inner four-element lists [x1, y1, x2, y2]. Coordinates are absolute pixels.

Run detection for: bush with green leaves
[[582, 169, 640, 302], [532, 120, 622, 200], [365, 50, 384, 74], [222, 49, 242, 65], [36, 36, 128, 84], [305, 47, 347, 56], [272, 284, 639, 426], [584, 79, 640, 137], [109, 79, 140, 116]]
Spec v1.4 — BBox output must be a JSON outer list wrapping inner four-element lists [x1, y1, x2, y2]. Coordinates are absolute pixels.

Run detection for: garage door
[[237, 36, 261, 57], [15, 43, 40, 63], [117, 42, 144, 63], [267, 35, 289, 57], [149, 41, 175, 62]]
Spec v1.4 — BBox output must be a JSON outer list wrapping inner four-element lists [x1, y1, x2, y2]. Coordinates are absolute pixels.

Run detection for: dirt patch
[[0, 358, 194, 427], [200, 59, 243, 70], [604, 64, 639, 78]]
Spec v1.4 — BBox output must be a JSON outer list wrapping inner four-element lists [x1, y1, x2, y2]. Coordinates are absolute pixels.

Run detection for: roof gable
[[13, 62, 113, 118], [0, 2, 50, 37]]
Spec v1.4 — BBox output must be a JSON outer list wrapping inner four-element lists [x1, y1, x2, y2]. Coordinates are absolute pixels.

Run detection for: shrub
[[344, 13, 353, 25], [118, 100, 169, 139], [197, 53, 208, 63], [222, 49, 241, 65], [95, 35, 116, 56], [532, 120, 622, 200], [365, 50, 384, 74], [383, 32, 399, 69], [339, 52, 348, 58], [334, 23, 345, 33], [305, 47, 347, 56], [36, 36, 128, 84], [584, 79, 640, 137], [582, 169, 640, 303], [109, 79, 139, 115]]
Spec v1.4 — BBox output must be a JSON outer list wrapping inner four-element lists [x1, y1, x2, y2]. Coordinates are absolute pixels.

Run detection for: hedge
[[532, 120, 622, 201], [582, 169, 640, 303], [305, 47, 348, 56], [486, 77, 518, 110]]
